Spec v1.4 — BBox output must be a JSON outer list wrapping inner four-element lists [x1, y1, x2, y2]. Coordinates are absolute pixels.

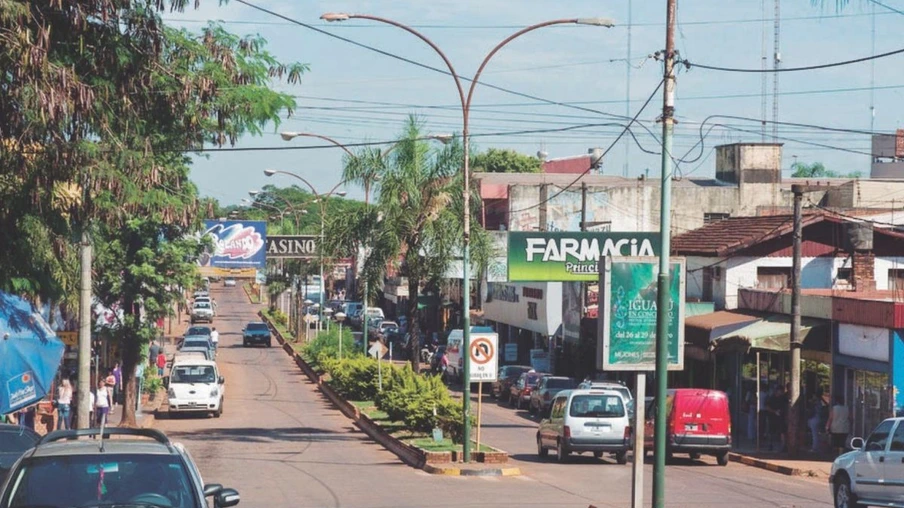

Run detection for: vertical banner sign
[[469, 332, 499, 382], [507, 232, 661, 282], [598, 257, 685, 371], [200, 220, 267, 277]]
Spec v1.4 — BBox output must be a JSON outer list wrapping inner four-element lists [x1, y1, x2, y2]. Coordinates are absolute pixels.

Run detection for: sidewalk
[[730, 433, 835, 478]]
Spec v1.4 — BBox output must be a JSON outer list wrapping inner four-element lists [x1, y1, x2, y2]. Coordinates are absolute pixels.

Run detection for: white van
[[443, 327, 497, 383], [364, 307, 384, 321], [537, 388, 631, 464], [165, 359, 225, 418]]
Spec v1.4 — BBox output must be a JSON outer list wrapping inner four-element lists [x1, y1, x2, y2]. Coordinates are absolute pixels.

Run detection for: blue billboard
[[200, 220, 267, 272]]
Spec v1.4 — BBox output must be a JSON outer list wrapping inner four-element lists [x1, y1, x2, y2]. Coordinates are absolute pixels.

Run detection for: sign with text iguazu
[[507, 231, 661, 282], [199, 220, 267, 275], [266, 235, 319, 259]]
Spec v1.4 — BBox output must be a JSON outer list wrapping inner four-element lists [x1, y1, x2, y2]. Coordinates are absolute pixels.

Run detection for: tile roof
[[671, 214, 818, 256]]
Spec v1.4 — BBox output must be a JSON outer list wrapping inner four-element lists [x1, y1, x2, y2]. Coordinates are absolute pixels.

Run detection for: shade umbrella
[[0, 292, 65, 415]]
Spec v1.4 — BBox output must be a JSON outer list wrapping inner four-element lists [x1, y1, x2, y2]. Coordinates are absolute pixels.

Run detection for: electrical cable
[[508, 79, 664, 215], [231, 0, 663, 143], [681, 46, 904, 73], [866, 0, 904, 17], [806, 199, 904, 229]]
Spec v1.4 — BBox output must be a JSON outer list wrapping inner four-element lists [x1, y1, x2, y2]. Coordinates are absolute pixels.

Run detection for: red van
[[644, 389, 732, 465]]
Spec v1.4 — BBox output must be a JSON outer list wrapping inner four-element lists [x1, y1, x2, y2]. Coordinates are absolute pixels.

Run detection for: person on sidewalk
[[56, 378, 73, 430], [149, 341, 160, 367], [765, 384, 788, 451], [95, 379, 112, 427], [156, 351, 167, 377], [827, 394, 851, 456], [112, 362, 122, 405], [210, 327, 219, 350], [807, 389, 828, 452]]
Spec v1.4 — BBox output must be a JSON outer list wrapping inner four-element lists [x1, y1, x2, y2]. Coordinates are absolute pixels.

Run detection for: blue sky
[[164, 0, 904, 206]]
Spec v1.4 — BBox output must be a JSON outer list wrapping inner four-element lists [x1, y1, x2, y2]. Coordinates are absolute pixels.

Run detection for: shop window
[[756, 267, 791, 289], [889, 269, 904, 292]]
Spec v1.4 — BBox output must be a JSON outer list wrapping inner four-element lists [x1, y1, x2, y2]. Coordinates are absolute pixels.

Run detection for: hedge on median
[[303, 330, 469, 444]]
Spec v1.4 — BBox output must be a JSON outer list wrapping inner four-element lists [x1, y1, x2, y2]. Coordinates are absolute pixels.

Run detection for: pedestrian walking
[[156, 351, 166, 377], [149, 341, 160, 367], [826, 394, 851, 456], [112, 362, 122, 404], [56, 378, 73, 430], [807, 389, 829, 452], [210, 327, 219, 350], [95, 379, 112, 427], [765, 385, 788, 451]]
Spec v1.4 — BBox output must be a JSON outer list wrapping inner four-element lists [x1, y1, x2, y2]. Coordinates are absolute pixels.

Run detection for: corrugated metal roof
[[710, 314, 829, 353]]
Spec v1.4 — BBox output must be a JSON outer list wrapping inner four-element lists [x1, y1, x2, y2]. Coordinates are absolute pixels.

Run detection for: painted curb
[[422, 464, 522, 477], [728, 452, 802, 476]]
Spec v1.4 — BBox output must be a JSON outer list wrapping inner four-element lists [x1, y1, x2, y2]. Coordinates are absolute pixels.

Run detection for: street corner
[[421, 463, 522, 477]]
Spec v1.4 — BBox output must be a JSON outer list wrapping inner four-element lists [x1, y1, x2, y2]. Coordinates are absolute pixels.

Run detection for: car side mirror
[[215, 487, 240, 507], [203, 483, 223, 496], [850, 437, 865, 450], [218, 376, 225, 384]]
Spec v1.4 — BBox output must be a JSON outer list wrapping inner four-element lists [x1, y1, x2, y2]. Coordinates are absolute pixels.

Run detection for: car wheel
[[215, 401, 223, 418], [716, 452, 729, 466], [616, 451, 628, 465], [834, 475, 861, 508], [243, 341, 248, 347], [593, 451, 603, 459], [537, 436, 548, 458], [556, 440, 568, 463]]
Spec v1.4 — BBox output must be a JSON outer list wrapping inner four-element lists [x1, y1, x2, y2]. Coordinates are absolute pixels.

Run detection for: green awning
[[710, 314, 828, 353]]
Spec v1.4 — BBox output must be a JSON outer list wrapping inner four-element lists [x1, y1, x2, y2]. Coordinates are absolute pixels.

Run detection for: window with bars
[[704, 212, 731, 224]]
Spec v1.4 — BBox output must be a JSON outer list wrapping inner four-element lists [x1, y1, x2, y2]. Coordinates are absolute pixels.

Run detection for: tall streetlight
[[248, 190, 309, 233], [264, 169, 346, 332], [322, 12, 614, 462]]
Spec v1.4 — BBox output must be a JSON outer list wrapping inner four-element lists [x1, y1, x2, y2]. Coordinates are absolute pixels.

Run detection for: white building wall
[[723, 257, 834, 309], [874, 257, 904, 289]]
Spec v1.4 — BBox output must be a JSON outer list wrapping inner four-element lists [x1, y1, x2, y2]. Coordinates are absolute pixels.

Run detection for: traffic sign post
[[468, 332, 498, 453]]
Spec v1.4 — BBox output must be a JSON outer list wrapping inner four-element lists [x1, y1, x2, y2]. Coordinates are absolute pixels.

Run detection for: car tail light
[[524, 387, 532, 396], [563, 425, 571, 439], [624, 426, 632, 440]]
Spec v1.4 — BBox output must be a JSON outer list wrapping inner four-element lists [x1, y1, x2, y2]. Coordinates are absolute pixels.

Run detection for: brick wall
[[853, 251, 877, 292]]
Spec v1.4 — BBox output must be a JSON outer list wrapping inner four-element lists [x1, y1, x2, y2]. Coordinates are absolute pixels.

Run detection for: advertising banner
[[598, 257, 685, 372], [200, 220, 267, 275], [507, 232, 661, 282]]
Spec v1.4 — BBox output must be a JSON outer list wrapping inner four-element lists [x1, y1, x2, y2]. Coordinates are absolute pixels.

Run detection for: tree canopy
[[471, 148, 542, 173], [790, 161, 861, 179]]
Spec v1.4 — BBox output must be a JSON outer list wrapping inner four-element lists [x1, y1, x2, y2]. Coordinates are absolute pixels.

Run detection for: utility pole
[[652, 0, 677, 506], [77, 230, 92, 429]]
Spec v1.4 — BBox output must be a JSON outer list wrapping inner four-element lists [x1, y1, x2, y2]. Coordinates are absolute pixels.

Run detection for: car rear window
[[5, 454, 200, 508], [247, 323, 269, 331], [186, 327, 209, 336], [182, 340, 209, 349], [547, 378, 574, 389], [525, 374, 543, 386], [570, 394, 625, 418], [193, 303, 210, 310]]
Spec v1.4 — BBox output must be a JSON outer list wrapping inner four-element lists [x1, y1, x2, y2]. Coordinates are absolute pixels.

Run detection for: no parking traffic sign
[[468, 333, 498, 382]]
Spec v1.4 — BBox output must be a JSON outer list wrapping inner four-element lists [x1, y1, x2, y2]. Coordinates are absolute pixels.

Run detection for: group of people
[[745, 383, 851, 455], [54, 364, 121, 430]]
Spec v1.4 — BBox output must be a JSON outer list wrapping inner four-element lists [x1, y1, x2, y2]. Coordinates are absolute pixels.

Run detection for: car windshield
[[547, 378, 574, 389], [570, 394, 625, 418], [246, 323, 268, 331], [5, 453, 200, 508], [185, 327, 210, 336], [171, 365, 216, 384]]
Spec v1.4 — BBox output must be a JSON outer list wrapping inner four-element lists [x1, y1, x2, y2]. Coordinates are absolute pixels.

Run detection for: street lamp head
[[248, 190, 260, 197], [279, 131, 299, 141], [320, 12, 350, 22], [429, 133, 454, 145], [240, 198, 251, 204], [336, 191, 347, 197], [304, 299, 314, 306], [263, 169, 277, 177], [575, 17, 616, 27], [335, 312, 346, 322]]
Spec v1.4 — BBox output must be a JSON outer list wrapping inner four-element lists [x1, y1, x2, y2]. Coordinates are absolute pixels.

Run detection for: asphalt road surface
[[156, 286, 832, 507]]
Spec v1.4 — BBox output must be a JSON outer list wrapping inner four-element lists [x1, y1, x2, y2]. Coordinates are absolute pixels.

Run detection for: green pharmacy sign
[[597, 257, 685, 372], [507, 232, 661, 282]]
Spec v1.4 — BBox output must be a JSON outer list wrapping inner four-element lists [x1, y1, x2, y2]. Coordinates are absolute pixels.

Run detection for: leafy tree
[[1, 1, 305, 426], [471, 148, 542, 173], [791, 161, 861, 179]]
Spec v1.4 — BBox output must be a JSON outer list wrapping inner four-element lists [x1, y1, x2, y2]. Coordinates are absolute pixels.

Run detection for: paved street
[[156, 287, 832, 507]]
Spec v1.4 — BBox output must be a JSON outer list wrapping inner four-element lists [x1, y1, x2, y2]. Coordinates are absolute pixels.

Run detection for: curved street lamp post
[[321, 11, 614, 463]]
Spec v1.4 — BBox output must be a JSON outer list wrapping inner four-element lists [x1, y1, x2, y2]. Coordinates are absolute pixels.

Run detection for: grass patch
[[242, 282, 261, 304], [408, 437, 496, 453]]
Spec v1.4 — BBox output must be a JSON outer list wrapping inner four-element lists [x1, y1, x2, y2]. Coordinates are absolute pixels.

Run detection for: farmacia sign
[[507, 232, 661, 281]]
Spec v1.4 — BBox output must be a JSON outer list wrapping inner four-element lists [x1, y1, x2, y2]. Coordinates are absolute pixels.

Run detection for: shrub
[[328, 357, 380, 400], [302, 327, 357, 365]]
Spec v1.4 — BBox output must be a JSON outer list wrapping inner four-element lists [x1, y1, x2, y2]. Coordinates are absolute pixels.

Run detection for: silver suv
[[0, 427, 240, 508], [537, 388, 631, 464], [830, 417, 904, 508]]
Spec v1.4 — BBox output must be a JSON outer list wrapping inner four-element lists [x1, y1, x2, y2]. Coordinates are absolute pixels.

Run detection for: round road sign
[[470, 337, 495, 365]]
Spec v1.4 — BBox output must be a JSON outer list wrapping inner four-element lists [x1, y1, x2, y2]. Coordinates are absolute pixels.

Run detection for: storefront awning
[[685, 310, 763, 350], [710, 314, 829, 353]]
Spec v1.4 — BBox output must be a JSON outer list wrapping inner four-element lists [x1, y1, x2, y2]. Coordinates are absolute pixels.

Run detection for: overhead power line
[[682, 46, 904, 73], [866, 0, 904, 17]]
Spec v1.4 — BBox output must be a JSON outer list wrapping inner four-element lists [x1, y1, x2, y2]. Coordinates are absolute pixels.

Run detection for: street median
[[260, 311, 518, 477]]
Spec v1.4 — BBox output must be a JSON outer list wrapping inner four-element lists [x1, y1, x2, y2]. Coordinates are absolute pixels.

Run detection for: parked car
[[185, 325, 212, 338], [366, 317, 383, 338], [509, 371, 548, 410], [830, 416, 904, 508], [537, 388, 631, 464], [192, 290, 209, 301], [242, 322, 272, 348], [378, 321, 399, 341], [193, 296, 215, 316], [180, 336, 215, 360], [224, 277, 236, 287], [0, 428, 240, 507], [166, 359, 225, 418], [644, 388, 731, 465], [492, 365, 532, 401], [191, 301, 214, 324], [530, 376, 577, 415], [578, 380, 635, 419], [0, 424, 39, 482]]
